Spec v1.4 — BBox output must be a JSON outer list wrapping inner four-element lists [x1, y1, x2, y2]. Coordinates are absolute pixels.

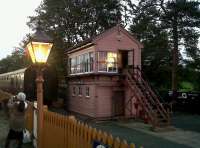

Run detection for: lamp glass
[[27, 42, 36, 63], [27, 42, 53, 63], [107, 52, 117, 68]]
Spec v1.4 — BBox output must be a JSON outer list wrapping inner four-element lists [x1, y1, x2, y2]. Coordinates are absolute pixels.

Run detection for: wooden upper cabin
[[65, 25, 143, 76]]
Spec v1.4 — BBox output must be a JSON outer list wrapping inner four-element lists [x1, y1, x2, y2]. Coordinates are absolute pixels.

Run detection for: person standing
[[5, 92, 28, 148]]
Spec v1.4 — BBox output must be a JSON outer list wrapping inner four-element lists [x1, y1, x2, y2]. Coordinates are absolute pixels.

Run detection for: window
[[98, 52, 118, 72], [98, 52, 107, 71], [77, 56, 81, 73], [86, 86, 90, 97], [70, 58, 77, 74], [107, 52, 117, 72], [128, 51, 133, 66], [78, 86, 82, 96], [72, 87, 76, 96], [69, 52, 94, 74], [80, 55, 84, 73], [89, 52, 94, 71]]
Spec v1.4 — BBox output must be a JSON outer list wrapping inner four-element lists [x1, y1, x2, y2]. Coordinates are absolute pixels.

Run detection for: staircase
[[125, 66, 170, 129]]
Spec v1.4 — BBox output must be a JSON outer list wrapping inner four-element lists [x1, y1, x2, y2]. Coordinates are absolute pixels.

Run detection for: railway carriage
[[0, 66, 58, 105], [0, 68, 26, 93]]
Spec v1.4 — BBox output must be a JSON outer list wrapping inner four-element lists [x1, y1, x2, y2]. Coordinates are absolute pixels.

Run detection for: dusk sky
[[0, 0, 42, 60], [0, 0, 199, 60]]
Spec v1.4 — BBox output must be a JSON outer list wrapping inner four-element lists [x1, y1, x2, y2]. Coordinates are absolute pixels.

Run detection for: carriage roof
[[0, 68, 27, 77]]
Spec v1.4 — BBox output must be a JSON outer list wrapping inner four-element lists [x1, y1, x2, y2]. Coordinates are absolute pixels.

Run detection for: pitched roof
[[66, 24, 143, 52], [67, 38, 93, 51]]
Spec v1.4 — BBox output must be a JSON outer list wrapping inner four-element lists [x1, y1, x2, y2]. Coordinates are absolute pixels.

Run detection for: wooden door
[[112, 91, 125, 116]]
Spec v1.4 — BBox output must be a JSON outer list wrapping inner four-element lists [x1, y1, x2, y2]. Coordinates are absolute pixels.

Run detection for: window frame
[[85, 86, 90, 98], [97, 51, 118, 73], [78, 86, 82, 96], [69, 51, 94, 75], [72, 86, 76, 96]]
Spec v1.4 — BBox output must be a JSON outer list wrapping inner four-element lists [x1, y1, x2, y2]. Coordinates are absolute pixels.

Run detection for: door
[[112, 91, 125, 116], [120, 51, 128, 68], [119, 50, 134, 70]]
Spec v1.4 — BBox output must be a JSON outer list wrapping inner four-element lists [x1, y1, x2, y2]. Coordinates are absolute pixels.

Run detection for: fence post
[[92, 128, 97, 145], [80, 122, 84, 148], [41, 110, 137, 148], [114, 137, 121, 148], [83, 124, 89, 147], [108, 134, 114, 147], [120, 140, 128, 148], [130, 143, 136, 148], [102, 132, 108, 144], [87, 126, 93, 148], [97, 130, 103, 142]]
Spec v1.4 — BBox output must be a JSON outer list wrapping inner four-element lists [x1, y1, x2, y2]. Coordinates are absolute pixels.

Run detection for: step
[[157, 121, 170, 127], [157, 118, 168, 123], [151, 126, 176, 132]]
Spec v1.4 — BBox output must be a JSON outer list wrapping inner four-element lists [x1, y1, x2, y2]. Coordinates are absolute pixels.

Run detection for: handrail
[[126, 71, 157, 126], [138, 75, 168, 116], [126, 77, 155, 122], [133, 66, 165, 103], [127, 67, 169, 123], [130, 67, 169, 116]]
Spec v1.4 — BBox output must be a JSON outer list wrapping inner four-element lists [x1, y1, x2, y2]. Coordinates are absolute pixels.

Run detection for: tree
[[27, 0, 122, 75], [129, 2, 171, 91], [160, 0, 200, 91], [129, 0, 200, 91], [0, 48, 30, 74]]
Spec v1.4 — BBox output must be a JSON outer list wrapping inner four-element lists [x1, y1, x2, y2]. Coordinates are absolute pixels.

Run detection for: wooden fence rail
[[26, 104, 140, 148], [25, 102, 34, 133]]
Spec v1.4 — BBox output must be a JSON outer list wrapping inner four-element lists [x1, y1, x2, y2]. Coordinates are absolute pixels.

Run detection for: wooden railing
[[42, 110, 138, 148], [26, 104, 142, 148], [25, 102, 34, 133], [126, 71, 156, 125], [125, 67, 170, 127], [132, 67, 169, 119]]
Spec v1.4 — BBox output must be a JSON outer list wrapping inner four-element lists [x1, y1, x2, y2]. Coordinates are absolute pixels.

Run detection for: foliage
[[129, 0, 200, 91], [0, 0, 200, 93], [0, 49, 31, 74], [26, 0, 123, 75], [179, 81, 194, 91]]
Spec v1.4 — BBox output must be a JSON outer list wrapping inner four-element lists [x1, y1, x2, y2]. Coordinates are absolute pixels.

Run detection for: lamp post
[[26, 26, 53, 148]]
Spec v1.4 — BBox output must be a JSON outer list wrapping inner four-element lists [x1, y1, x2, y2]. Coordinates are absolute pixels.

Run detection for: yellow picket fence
[[25, 102, 34, 133], [42, 110, 137, 148], [25, 103, 139, 148]]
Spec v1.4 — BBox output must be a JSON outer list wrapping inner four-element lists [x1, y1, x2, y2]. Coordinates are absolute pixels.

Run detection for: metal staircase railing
[[125, 66, 170, 128], [126, 71, 157, 126]]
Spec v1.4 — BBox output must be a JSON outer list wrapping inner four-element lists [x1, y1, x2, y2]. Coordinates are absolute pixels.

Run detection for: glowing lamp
[[26, 25, 53, 148], [27, 27, 53, 64], [107, 52, 117, 68]]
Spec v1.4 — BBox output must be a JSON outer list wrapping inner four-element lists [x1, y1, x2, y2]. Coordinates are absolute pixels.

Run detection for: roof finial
[[116, 24, 122, 41]]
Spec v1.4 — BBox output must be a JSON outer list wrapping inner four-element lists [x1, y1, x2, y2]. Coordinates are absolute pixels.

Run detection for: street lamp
[[26, 26, 53, 148]]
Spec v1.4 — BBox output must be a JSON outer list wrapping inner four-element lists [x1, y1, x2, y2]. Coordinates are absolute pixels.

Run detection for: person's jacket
[[7, 98, 27, 131]]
